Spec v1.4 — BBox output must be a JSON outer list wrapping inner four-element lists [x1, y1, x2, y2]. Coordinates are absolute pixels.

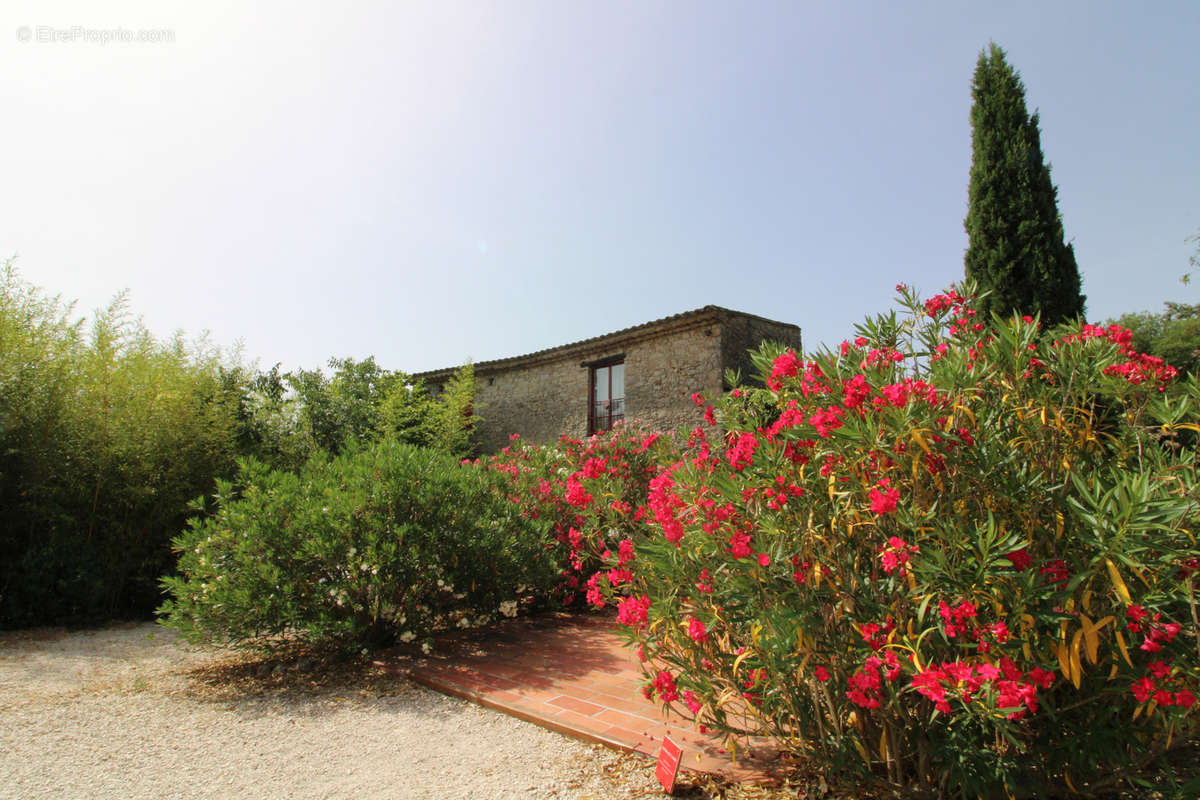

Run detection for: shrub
[[477, 422, 683, 607], [608, 284, 1198, 797], [159, 440, 562, 651], [0, 264, 242, 625]]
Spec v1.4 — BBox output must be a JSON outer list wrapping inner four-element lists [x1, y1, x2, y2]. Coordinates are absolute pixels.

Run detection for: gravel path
[[0, 622, 663, 799]]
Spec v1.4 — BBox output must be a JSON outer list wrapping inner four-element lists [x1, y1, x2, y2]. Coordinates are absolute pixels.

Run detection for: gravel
[[0, 622, 665, 800]]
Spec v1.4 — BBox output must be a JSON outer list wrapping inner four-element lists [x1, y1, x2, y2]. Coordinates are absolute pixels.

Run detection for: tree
[[964, 43, 1085, 327]]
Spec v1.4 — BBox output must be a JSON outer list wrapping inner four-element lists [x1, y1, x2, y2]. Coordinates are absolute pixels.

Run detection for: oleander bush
[[604, 284, 1199, 798], [159, 440, 562, 651], [476, 422, 682, 606]]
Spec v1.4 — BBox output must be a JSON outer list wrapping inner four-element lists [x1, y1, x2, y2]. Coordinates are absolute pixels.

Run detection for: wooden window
[[588, 359, 624, 434]]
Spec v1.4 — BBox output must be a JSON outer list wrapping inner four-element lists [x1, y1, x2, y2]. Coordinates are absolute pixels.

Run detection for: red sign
[[655, 736, 682, 794]]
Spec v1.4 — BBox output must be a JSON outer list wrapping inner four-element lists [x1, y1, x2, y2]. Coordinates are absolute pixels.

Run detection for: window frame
[[586, 356, 625, 435]]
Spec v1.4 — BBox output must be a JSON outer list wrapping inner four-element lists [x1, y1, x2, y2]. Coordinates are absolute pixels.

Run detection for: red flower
[[1176, 689, 1196, 708], [683, 689, 702, 715], [814, 665, 830, 682], [687, 618, 708, 643], [1131, 677, 1156, 703], [653, 669, 679, 703], [1038, 559, 1069, 586], [1005, 549, 1032, 571], [1148, 660, 1172, 679]]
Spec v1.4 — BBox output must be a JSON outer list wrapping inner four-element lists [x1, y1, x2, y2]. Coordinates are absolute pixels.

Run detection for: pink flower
[[768, 350, 800, 391], [727, 531, 754, 559], [682, 689, 702, 715], [815, 665, 830, 682], [808, 405, 845, 437], [757, 553, 771, 567], [869, 486, 900, 515], [564, 476, 593, 508], [726, 432, 759, 471], [687, 618, 708, 643], [879, 536, 917, 575], [606, 567, 632, 586], [616, 595, 651, 630], [1176, 689, 1196, 708]]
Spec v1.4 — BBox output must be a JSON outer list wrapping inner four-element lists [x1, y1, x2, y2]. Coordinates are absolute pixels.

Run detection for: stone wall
[[719, 314, 804, 388], [418, 307, 803, 454], [466, 319, 725, 453], [624, 321, 725, 438]]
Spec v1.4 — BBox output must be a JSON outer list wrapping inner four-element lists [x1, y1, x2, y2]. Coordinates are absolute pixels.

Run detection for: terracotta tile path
[[375, 612, 787, 783]]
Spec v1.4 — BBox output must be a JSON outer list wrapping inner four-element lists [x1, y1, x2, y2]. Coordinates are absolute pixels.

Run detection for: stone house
[[413, 305, 802, 454]]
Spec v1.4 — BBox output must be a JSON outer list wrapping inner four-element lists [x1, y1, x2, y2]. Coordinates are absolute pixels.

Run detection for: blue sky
[[2, 1, 1197, 374]]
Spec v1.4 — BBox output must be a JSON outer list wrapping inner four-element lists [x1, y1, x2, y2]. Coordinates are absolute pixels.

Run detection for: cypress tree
[[964, 43, 1085, 326]]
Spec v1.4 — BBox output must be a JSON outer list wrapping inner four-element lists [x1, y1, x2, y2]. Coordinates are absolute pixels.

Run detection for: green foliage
[[424, 362, 480, 459], [0, 262, 242, 625], [607, 284, 1197, 797], [229, 363, 317, 472], [287, 356, 399, 455], [964, 43, 1086, 327], [159, 440, 561, 651], [289, 358, 479, 459]]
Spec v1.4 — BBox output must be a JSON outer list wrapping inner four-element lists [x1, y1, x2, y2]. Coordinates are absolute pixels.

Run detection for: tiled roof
[[412, 305, 798, 380]]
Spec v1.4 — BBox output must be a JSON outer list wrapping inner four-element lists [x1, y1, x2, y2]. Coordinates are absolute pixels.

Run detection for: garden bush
[[604, 284, 1198, 797], [476, 422, 682, 607], [0, 264, 243, 625], [159, 439, 564, 652]]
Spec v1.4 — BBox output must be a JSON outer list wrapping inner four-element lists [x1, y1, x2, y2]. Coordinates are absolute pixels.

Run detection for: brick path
[[376, 612, 786, 783]]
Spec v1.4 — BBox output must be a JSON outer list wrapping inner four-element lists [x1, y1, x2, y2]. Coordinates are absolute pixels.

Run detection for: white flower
[[399, 631, 416, 643], [421, 642, 432, 654], [499, 600, 518, 618]]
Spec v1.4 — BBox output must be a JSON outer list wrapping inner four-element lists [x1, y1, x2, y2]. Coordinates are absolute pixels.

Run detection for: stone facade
[[414, 306, 802, 454]]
